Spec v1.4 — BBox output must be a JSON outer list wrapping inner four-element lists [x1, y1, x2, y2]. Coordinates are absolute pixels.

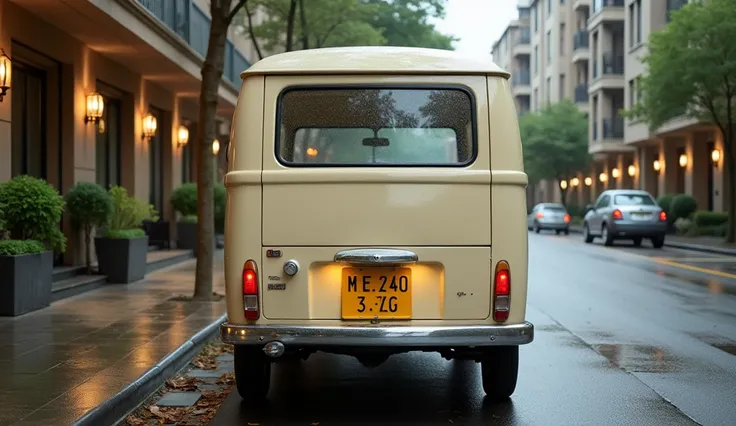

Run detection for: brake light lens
[[612, 209, 623, 220], [536, 212, 544, 219], [242, 260, 260, 320], [659, 211, 667, 221], [493, 260, 511, 322], [563, 214, 571, 223]]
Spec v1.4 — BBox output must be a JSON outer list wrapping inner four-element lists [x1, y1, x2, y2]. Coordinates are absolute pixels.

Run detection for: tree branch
[[316, 19, 345, 48], [244, 2, 263, 60], [227, 0, 249, 24]]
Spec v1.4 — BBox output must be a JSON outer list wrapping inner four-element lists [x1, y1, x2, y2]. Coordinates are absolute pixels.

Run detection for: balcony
[[572, 30, 589, 63], [589, 0, 625, 30], [575, 85, 589, 103], [512, 70, 531, 86], [574, 0, 591, 11], [512, 27, 532, 58], [602, 52, 624, 75], [137, 0, 251, 85], [603, 116, 624, 139]]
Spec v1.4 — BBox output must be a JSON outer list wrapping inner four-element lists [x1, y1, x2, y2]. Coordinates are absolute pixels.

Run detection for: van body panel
[[261, 246, 491, 320]]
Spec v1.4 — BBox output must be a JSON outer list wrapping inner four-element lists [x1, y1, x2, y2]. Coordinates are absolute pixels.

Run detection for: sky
[[431, 0, 519, 59]]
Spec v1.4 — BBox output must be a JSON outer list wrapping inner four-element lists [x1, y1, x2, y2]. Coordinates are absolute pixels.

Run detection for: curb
[[70, 312, 228, 426], [567, 226, 736, 257]]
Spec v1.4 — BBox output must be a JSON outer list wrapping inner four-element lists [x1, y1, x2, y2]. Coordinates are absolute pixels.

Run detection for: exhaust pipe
[[262, 341, 285, 358]]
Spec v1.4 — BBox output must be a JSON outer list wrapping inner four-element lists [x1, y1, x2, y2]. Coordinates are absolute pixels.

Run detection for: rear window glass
[[276, 87, 476, 166], [543, 206, 566, 212], [614, 194, 656, 205]]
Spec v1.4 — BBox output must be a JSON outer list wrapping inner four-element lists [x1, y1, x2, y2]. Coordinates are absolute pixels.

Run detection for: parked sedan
[[527, 203, 571, 235], [582, 189, 667, 248]]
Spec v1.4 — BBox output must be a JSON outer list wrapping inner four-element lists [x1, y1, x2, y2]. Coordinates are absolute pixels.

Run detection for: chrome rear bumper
[[220, 321, 534, 347]]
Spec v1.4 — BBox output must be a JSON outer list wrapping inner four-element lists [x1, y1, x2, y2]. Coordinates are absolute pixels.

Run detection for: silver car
[[582, 189, 668, 248], [527, 203, 571, 235]]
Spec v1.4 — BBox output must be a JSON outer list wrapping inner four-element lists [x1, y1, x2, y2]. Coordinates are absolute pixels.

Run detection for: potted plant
[[170, 183, 198, 250], [0, 176, 66, 316], [95, 186, 158, 284], [65, 182, 113, 274]]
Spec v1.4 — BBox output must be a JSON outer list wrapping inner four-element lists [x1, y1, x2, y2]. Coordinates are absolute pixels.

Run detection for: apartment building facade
[[493, 0, 731, 214], [0, 0, 256, 265]]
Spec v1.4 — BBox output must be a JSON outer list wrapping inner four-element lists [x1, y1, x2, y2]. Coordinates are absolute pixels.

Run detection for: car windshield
[[614, 194, 656, 206]]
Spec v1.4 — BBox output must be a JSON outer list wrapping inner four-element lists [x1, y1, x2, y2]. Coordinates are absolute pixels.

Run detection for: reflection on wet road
[[211, 233, 736, 425]]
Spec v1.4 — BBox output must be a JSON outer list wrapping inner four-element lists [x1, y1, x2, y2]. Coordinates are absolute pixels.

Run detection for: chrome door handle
[[334, 249, 418, 265]]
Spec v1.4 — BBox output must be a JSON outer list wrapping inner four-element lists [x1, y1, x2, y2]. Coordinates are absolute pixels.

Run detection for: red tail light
[[563, 214, 571, 223], [612, 209, 623, 220], [493, 260, 511, 322], [536, 212, 544, 219], [242, 260, 260, 320], [659, 211, 667, 221]]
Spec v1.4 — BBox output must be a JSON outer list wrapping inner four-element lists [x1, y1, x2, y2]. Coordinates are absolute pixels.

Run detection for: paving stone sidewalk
[[0, 251, 226, 426]]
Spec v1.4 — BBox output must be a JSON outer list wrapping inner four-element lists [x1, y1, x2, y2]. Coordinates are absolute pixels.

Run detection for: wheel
[[534, 224, 541, 234], [632, 237, 642, 247], [651, 235, 665, 248], [555, 229, 561, 235], [564, 228, 570, 235], [480, 346, 519, 400], [601, 223, 614, 246], [583, 223, 594, 243], [234, 346, 271, 400]]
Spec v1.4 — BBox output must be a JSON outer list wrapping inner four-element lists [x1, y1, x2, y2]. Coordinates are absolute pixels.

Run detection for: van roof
[[241, 46, 510, 78]]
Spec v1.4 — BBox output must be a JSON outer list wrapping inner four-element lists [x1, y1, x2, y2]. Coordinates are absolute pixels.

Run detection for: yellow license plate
[[341, 267, 412, 319]]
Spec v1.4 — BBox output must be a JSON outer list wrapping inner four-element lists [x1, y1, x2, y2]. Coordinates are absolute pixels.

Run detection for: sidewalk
[[0, 251, 226, 426], [568, 225, 736, 256]]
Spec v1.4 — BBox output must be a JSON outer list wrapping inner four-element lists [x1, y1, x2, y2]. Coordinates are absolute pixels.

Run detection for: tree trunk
[[85, 224, 92, 275], [193, 3, 230, 301], [723, 123, 736, 243], [285, 0, 297, 52], [298, 0, 309, 49]]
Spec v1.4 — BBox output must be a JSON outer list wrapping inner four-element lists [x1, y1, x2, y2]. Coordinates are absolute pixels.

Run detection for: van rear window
[[276, 86, 476, 166]]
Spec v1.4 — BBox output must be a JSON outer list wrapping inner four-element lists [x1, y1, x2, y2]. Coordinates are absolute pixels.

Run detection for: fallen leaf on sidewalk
[[166, 376, 200, 391], [217, 372, 235, 384]]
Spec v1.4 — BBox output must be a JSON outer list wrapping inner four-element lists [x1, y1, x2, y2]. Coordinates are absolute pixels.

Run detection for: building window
[[534, 88, 538, 110], [628, 79, 635, 107], [96, 94, 122, 189], [534, 46, 538, 75], [533, 5, 538, 33], [546, 77, 551, 105], [560, 23, 565, 55], [547, 30, 552, 61], [548, 0, 552, 14], [629, 3, 635, 47], [636, 0, 642, 44], [560, 74, 565, 99], [11, 61, 47, 180]]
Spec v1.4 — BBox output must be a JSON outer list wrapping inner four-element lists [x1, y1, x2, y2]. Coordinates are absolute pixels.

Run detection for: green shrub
[[670, 194, 697, 221], [566, 204, 584, 218], [105, 186, 158, 238], [656, 194, 676, 215], [214, 183, 226, 233], [0, 239, 46, 256], [0, 175, 66, 252], [65, 182, 113, 273], [170, 183, 198, 218], [692, 210, 729, 228], [180, 214, 198, 224]]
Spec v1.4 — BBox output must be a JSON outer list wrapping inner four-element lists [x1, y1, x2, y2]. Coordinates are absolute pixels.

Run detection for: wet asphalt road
[[210, 233, 736, 426]]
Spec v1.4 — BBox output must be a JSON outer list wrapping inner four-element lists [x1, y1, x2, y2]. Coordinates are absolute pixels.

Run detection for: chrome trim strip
[[220, 322, 534, 347], [334, 248, 419, 265]]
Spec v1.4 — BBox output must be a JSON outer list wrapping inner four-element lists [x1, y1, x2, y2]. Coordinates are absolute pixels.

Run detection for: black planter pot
[[176, 221, 216, 253], [95, 236, 148, 284], [0, 251, 53, 316]]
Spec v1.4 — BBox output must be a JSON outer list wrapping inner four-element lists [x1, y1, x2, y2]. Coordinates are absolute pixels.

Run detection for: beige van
[[220, 46, 534, 401]]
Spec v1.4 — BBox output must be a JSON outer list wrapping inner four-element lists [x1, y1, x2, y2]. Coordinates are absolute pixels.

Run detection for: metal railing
[[513, 70, 531, 86], [137, 0, 251, 85], [602, 52, 624, 75], [573, 30, 589, 51], [518, 27, 531, 45], [593, 0, 624, 13], [575, 84, 588, 102], [603, 116, 624, 139]]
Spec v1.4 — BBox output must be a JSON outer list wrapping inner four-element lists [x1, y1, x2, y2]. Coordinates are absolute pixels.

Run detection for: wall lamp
[[560, 180, 568, 190], [0, 49, 11, 103], [584, 177, 593, 186], [212, 139, 220, 155], [653, 159, 662, 172], [711, 149, 721, 167], [142, 113, 157, 140], [627, 165, 636, 177], [679, 154, 688, 168], [611, 168, 620, 179], [571, 177, 580, 187], [177, 125, 189, 148], [599, 173, 608, 183], [85, 92, 104, 124]]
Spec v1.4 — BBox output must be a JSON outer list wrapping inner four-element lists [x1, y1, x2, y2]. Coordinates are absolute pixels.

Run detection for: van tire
[[234, 346, 271, 400], [480, 346, 518, 400]]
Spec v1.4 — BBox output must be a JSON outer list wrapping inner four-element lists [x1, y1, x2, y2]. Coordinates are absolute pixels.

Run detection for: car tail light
[[659, 211, 667, 221], [563, 214, 571, 223], [612, 209, 623, 220], [536, 212, 544, 219], [242, 260, 259, 320], [493, 260, 510, 322]]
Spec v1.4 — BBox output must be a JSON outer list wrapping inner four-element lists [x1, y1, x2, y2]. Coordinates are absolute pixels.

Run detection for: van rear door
[[260, 75, 492, 321]]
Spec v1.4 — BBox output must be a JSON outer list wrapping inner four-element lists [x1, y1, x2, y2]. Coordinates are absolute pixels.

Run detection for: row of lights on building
[[85, 92, 221, 155], [560, 149, 723, 190]]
